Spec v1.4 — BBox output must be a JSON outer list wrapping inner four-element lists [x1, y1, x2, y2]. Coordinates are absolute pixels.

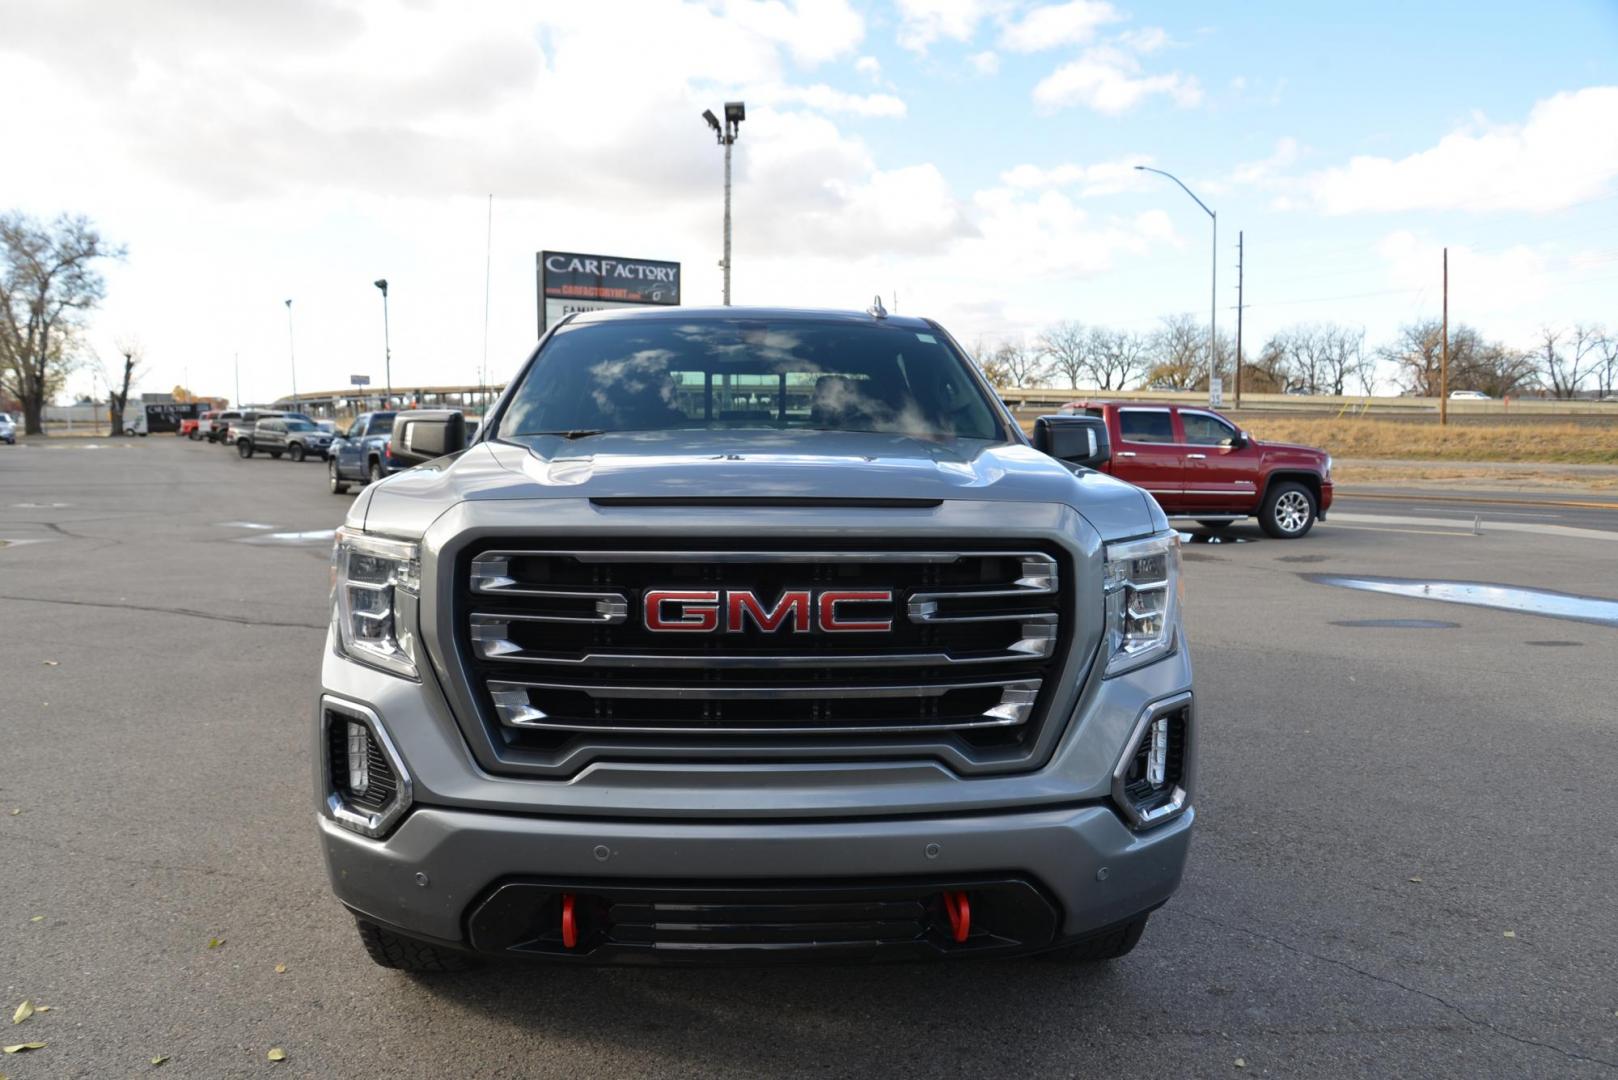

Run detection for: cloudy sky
[[4, 0, 1616, 403]]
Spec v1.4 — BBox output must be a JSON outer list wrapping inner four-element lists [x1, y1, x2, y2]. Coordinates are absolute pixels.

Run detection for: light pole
[[701, 102, 745, 305], [1135, 165, 1218, 405], [283, 299, 298, 407], [374, 279, 392, 407]]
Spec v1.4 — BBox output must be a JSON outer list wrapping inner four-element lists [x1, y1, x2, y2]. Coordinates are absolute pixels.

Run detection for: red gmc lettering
[[644, 590, 720, 632], [727, 590, 811, 633], [819, 590, 894, 633], [643, 589, 893, 632]]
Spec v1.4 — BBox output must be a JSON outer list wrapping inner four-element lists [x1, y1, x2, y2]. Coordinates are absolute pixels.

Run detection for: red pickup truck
[[1059, 401, 1332, 538]]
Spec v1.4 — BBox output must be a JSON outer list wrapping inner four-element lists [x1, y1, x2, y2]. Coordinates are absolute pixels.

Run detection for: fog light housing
[[322, 698, 412, 838], [1112, 695, 1191, 829]]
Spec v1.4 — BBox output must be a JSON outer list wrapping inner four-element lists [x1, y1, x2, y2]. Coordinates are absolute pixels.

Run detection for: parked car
[[326, 411, 397, 494], [181, 410, 215, 439], [1449, 390, 1490, 400], [222, 410, 286, 446], [240, 416, 333, 461], [0, 412, 16, 445], [1059, 400, 1332, 538], [207, 410, 240, 443]]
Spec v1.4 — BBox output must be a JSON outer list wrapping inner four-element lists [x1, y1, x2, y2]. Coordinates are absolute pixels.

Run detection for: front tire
[[368, 459, 384, 484], [329, 458, 349, 495], [355, 919, 473, 973], [289, 443, 306, 462], [1260, 481, 1317, 539], [237, 440, 254, 458], [1042, 914, 1149, 962]]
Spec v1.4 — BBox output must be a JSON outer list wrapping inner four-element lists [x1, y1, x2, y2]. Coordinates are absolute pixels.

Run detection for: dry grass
[[1332, 463, 1618, 492], [1243, 417, 1618, 464]]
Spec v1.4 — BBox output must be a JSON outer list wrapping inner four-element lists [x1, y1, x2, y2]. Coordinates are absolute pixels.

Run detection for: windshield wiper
[[520, 429, 607, 440]]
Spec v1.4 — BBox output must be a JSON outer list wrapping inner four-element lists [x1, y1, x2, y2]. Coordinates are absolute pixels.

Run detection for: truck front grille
[[452, 543, 1077, 775]]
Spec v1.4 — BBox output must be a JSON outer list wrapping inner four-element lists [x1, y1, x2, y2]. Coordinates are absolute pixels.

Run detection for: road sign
[[350, 375, 371, 387]]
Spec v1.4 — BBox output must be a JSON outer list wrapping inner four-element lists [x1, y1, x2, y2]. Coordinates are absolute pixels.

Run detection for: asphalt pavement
[[3, 436, 1616, 1079]]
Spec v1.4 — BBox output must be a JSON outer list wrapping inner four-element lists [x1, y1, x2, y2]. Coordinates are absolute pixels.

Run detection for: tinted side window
[[1181, 411, 1237, 446], [1118, 410, 1174, 443]]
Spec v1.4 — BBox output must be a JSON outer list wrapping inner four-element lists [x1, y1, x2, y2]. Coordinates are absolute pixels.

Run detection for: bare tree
[[969, 337, 1011, 387], [1381, 320, 1445, 396], [1533, 325, 1598, 399], [1036, 321, 1088, 389], [1143, 314, 1205, 389], [992, 340, 1048, 388], [1087, 327, 1149, 390], [107, 342, 142, 436], [0, 212, 123, 434], [1596, 328, 1618, 399]]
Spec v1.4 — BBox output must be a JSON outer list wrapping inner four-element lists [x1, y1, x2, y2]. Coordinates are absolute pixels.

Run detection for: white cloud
[[1378, 231, 1552, 332], [999, 155, 1153, 195], [854, 55, 882, 81], [963, 186, 1179, 280], [1310, 86, 1618, 215], [764, 84, 907, 117], [1117, 25, 1168, 53], [1230, 137, 1301, 186], [969, 50, 1000, 75], [895, 0, 1002, 52], [1032, 45, 1202, 114], [724, 0, 866, 65], [999, 1, 1120, 53]]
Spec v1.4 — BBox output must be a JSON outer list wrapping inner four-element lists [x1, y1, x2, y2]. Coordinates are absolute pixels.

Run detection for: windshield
[[501, 317, 1003, 441]]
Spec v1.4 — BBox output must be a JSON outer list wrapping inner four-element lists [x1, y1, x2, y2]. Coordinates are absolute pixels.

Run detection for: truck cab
[[1061, 401, 1332, 538]]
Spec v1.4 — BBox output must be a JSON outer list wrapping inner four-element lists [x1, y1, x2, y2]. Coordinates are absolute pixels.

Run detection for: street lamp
[[283, 299, 298, 406], [374, 279, 392, 407], [701, 101, 745, 305], [1135, 165, 1219, 405]]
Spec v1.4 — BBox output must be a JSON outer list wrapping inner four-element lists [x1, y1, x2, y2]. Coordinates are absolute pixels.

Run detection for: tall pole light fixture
[[1135, 165, 1218, 405], [701, 101, 745, 305], [374, 279, 392, 406], [283, 299, 298, 406]]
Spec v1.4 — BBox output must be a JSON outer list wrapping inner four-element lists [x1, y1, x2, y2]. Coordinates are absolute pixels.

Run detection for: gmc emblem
[[643, 589, 894, 633]]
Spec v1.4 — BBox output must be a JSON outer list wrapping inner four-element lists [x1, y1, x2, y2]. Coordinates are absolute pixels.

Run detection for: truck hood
[[357, 429, 1165, 542]]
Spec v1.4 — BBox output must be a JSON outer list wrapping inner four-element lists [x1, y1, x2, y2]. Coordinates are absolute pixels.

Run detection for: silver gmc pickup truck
[[320, 305, 1193, 969]]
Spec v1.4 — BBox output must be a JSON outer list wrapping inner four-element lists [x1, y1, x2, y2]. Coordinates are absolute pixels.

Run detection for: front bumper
[[321, 798, 1193, 960]]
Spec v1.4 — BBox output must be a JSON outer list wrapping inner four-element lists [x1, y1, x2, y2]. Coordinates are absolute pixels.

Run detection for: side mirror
[[390, 410, 467, 467], [1032, 414, 1111, 470]]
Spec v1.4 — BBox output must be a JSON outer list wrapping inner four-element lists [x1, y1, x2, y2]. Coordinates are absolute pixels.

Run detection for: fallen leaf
[[267, 1047, 287, 1062], [1234, 1058, 1247, 1069], [151, 1055, 169, 1066], [10, 1002, 31, 1025], [41, 660, 58, 666], [206, 937, 225, 949], [2, 1043, 45, 1054], [29, 916, 43, 923], [274, 964, 287, 974], [1503, 930, 1517, 939], [1408, 876, 1423, 883], [7, 809, 17, 816]]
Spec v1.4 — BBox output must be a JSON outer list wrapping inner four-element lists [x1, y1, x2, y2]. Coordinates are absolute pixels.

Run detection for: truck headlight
[[331, 527, 420, 679], [1102, 531, 1181, 677]]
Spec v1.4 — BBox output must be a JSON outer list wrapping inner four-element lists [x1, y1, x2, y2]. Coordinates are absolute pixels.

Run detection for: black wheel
[[1042, 915, 1149, 963], [329, 458, 349, 495], [355, 919, 473, 973], [269, 450, 283, 459], [237, 440, 253, 458], [289, 443, 306, 462], [1195, 520, 1233, 532], [368, 459, 384, 484], [1260, 481, 1317, 539]]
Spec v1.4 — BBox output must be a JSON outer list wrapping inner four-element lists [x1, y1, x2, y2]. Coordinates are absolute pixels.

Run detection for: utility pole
[[1440, 247, 1449, 426], [283, 299, 297, 406], [701, 103, 745, 304], [1234, 231, 1244, 411], [233, 351, 240, 408]]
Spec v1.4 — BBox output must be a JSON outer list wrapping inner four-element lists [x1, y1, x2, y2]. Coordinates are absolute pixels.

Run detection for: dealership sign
[[537, 250, 681, 335]]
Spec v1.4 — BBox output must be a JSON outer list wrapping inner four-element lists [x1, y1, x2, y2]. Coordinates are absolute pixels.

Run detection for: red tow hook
[[942, 890, 971, 943], [561, 892, 578, 948]]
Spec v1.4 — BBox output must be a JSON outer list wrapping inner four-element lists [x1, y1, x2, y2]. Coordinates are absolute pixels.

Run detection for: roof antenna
[[867, 295, 888, 319]]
